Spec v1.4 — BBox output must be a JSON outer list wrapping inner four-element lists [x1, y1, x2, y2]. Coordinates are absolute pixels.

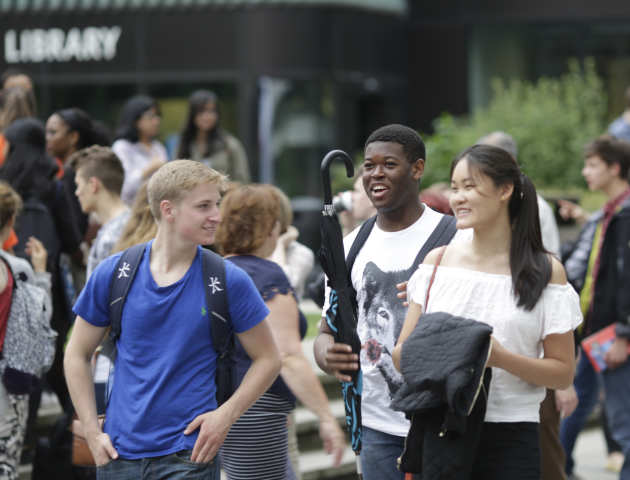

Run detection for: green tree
[[423, 59, 607, 189]]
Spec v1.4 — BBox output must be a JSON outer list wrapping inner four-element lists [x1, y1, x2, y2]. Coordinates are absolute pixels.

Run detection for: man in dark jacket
[[560, 135, 630, 480]]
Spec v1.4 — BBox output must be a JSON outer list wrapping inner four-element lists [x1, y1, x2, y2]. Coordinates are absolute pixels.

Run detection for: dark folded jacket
[[391, 312, 493, 478]]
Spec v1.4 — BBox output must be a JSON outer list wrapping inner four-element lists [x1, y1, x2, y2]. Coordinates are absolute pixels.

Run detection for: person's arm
[[267, 293, 345, 465], [184, 319, 281, 463], [488, 258, 576, 390], [392, 301, 423, 371], [64, 316, 117, 466]]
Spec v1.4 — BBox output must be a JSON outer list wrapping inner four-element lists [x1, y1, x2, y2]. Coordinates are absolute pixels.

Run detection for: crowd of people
[[0, 66, 628, 480]]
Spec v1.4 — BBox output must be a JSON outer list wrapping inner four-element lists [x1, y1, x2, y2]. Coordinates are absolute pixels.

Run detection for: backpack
[[0, 252, 57, 395], [345, 214, 458, 296], [107, 243, 235, 406]]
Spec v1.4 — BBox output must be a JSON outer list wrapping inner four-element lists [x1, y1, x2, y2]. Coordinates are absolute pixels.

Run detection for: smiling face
[[449, 157, 512, 230], [362, 141, 423, 214], [169, 182, 222, 246]]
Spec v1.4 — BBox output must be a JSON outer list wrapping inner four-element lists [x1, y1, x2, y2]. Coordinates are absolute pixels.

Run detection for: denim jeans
[[96, 450, 219, 480], [360, 426, 408, 480], [560, 349, 602, 475], [603, 360, 630, 480]]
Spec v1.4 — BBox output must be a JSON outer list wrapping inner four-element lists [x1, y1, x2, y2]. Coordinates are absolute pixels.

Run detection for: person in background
[[477, 130, 574, 480], [112, 182, 157, 254], [0, 181, 51, 480], [269, 185, 314, 301], [216, 184, 344, 480], [394, 144, 580, 479], [1, 69, 34, 96], [46, 108, 112, 271], [0, 118, 74, 423], [560, 136, 630, 480], [336, 166, 377, 236], [608, 86, 630, 142], [69, 146, 129, 279], [112, 95, 167, 205], [0, 87, 37, 253], [176, 90, 250, 183]]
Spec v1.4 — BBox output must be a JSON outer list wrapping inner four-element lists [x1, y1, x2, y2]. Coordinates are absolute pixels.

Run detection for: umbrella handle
[[321, 149, 354, 205]]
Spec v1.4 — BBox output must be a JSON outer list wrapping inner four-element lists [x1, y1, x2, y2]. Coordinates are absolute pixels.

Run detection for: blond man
[[64, 160, 281, 480]]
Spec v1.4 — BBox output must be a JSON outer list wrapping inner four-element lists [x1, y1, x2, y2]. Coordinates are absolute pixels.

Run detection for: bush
[[422, 59, 607, 189]]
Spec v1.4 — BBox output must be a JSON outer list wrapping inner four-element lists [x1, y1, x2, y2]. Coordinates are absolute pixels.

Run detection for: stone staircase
[[19, 338, 358, 480]]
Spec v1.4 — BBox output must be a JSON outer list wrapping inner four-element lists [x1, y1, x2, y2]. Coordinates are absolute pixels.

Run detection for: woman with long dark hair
[[393, 144, 581, 479], [112, 95, 167, 205], [46, 107, 111, 254], [177, 90, 250, 183]]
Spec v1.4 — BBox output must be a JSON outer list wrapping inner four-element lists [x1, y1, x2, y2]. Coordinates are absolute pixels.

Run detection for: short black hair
[[585, 135, 630, 179], [364, 124, 426, 164]]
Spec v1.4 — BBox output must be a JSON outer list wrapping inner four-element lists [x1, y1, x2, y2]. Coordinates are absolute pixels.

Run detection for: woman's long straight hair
[[177, 89, 225, 159], [451, 144, 551, 310]]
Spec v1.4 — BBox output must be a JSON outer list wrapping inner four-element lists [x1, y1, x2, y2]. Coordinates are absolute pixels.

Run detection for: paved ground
[[574, 427, 620, 480]]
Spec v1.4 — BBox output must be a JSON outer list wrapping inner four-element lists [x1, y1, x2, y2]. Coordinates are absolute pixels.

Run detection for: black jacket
[[566, 196, 630, 339], [589, 197, 630, 339], [391, 312, 493, 478]]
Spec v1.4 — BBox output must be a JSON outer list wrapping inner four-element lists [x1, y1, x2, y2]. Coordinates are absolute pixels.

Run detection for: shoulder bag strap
[[424, 245, 447, 312]]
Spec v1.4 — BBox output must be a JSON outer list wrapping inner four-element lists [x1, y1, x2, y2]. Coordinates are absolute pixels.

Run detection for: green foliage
[[423, 59, 607, 189]]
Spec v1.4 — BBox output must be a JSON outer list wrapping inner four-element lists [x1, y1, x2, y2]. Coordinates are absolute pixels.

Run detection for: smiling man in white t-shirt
[[314, 124, 464, 480]]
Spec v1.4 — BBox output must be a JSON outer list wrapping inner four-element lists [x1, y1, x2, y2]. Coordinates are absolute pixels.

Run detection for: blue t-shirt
[[73, 242, 269, 459]]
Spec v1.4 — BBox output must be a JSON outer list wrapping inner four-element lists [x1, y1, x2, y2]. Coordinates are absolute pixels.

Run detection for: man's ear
[[160, 199, 175, 222], [610, 162, 621, 179], [88, 176, 100, 194], [411, 158, 425, 181]]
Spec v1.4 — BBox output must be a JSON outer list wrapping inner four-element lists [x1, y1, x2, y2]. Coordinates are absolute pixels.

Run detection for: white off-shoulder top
[[407, 264, 582, 423]]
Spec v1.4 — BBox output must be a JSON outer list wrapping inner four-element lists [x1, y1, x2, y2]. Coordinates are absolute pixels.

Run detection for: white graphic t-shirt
[[323, 206, 468, 437]]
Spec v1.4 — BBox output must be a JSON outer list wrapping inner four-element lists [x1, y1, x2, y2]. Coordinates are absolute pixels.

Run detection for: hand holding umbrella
[[319, 150, 363, 458]]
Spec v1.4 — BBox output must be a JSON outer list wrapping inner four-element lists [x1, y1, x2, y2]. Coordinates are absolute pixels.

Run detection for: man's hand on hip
[[184, 410, 231, 463]]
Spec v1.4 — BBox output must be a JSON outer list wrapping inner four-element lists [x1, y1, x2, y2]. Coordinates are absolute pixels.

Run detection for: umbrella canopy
[[319, 150, 363, 454]]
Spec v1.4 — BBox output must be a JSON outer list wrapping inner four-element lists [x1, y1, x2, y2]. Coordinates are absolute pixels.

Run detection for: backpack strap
[[345, 215, 377, 275], [200, 248, 234, 406], [108, 242, 146, 342], [409, 214, 457, 272]]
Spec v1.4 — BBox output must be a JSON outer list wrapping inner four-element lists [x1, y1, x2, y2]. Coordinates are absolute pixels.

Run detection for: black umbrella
[[319, 150, 363, 456]]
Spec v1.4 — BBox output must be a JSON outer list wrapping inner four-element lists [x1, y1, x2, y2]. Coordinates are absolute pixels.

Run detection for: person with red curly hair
[[216, 184, 345, 480]]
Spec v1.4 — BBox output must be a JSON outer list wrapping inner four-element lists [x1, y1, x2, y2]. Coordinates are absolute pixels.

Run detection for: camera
[[333, 191, 353, 213]]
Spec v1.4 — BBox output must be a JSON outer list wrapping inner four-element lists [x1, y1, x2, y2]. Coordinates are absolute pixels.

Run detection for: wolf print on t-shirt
[[357, 261, 413, 399]]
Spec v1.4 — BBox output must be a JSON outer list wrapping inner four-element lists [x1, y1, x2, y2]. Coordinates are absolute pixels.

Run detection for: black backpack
[[107, 243, 235, 406]]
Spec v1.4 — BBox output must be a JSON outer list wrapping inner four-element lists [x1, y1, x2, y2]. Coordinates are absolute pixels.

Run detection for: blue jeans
[[560, 349, 602, 475], [360, 426, 408, 480], [96, 450, 219, 480], [603, 360, 630, 480]]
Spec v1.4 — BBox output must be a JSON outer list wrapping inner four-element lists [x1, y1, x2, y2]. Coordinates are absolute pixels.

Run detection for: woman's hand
[[24, 236, 48, 273], [318, 415, 345, 467]]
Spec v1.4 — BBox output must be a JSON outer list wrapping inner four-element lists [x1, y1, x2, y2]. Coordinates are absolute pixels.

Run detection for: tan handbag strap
[[424, 246, 447, 311]]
